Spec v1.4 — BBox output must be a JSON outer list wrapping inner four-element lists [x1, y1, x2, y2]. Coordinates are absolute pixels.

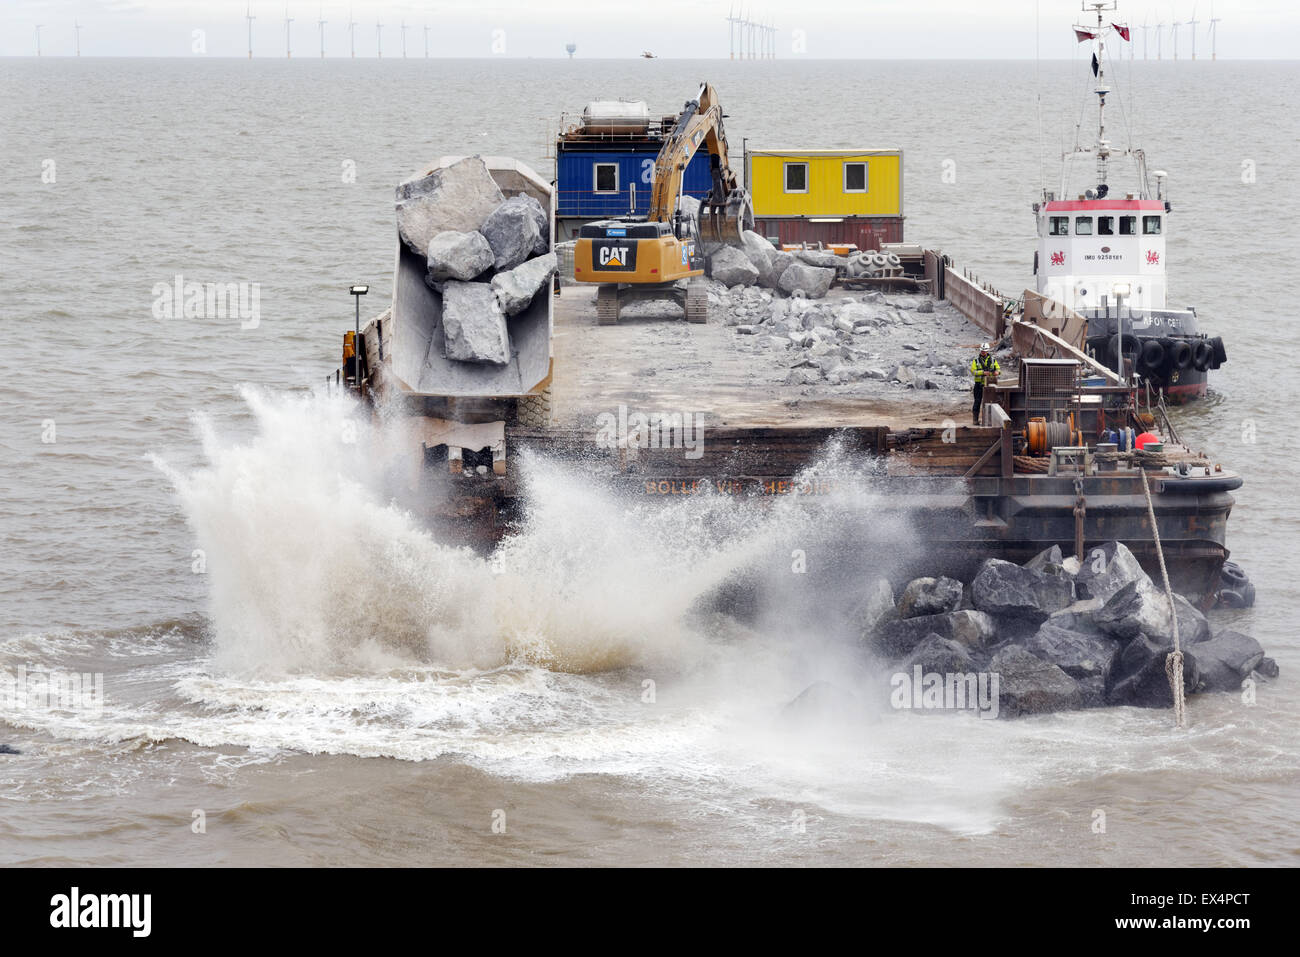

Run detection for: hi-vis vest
[[971, 354, 999, 385]]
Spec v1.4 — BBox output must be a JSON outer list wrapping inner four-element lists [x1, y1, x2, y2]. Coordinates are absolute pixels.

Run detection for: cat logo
[[594, 242, 636, 271]]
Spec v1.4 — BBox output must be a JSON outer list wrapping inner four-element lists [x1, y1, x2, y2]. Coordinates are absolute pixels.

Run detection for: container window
[[1074, 216, 1093, 236], [784, 162, 809, 193], [1119, 216, 1137, 235], [1049, 216, 1069, 236], [1143, 215, 1162, 235], [1097, 216, 1114, 235], [593, 163, 619, 194], [843, 162, 867, 192]]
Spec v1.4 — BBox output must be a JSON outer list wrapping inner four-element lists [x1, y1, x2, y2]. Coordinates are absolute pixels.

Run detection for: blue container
[[556, 147, 713, 218]]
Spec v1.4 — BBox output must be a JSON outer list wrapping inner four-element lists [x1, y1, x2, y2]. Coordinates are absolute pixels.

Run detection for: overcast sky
[[4, 0, 1297, 59]]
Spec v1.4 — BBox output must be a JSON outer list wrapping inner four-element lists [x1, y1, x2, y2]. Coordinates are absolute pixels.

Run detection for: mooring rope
[[1140, 467, 1186, 728]]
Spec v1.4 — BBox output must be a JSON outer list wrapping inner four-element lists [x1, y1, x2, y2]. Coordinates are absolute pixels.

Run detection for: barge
[[340, 156, 1242, 606]]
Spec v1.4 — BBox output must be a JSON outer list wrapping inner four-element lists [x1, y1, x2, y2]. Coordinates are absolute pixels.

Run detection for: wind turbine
[[246, 2, 255, 59], [726, 5, 736, 60], [1209, 3, 1222, 60], [1155, 20, 1164, 59], [1188, 5, 1199, 59], [1171, 18, 1180, 61], [1139, 17, 1149, 59], [401, 21, 407, 58], [35, 24, 42, 56], [318, 6, 326, 58], [376, 20, 383, 59], [348, 7, 357, 58], [284, 5, 293, 59], [75, 20, 82, 56], [424, 24, 430, 59]]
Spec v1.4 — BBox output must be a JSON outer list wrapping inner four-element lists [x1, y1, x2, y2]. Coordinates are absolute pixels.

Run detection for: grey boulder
[[481, 195, 542, 272], [426, 230, 495, 283], [971, 558, 1074, 621], [1024, 623, 1123, 680], [778, 263, 835, 299], [709, 245, 761, 287], [396, 156, 505, 258], [991, 646, 1083, 716], [898, 576, 963, 619], [1189, 629, 1266, 692], [1074, 540, 1151, 603], [491, 252, 557, 316], [1094, 580, 1210, 644], [903, 634, 975, 674], [1104, 632, 1201, 708], [441, 281, 510, 365]]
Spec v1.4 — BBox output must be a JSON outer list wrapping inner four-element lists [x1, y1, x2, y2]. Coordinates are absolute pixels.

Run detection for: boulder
[[1189, 629, 1266, 692], [0, 744, 19, 755], [1044, 598, 1106, 635], [761, 250, 796, 290], [491, 251, 557, 316], [1074, 541, 1151, 603], [903, 634, 975, 674], [508, 192, 551, 255], [1104, 632, 1201, 708], [1256, 658, 1280, 679], [425, 230, 495, 283], [709, 245, 760, 287], [946, 610, 998, 650], [971, 558, 1074, 621], [441, 281, 510, 365], [739, 230, 774, 275], [778, 263, 835, 299], [898, 576, 964, 619], [795, 249, 843, 271], [1024, 544, 1065, 575], [878, 609, 999, 658], [395, 156, 505, 258], [991, 646, 1083, 716], [1094, 580, 1210, 644], [480, 195, 542, 272], [1024, 623, 1123, 680]]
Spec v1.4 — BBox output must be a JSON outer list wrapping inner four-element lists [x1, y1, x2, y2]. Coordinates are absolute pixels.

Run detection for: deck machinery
[[573, 82, 753, 325]]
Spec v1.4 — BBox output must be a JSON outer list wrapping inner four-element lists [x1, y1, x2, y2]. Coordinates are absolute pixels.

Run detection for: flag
[[1074, 28, 1098, 42], [1113, 23, 1131, 41], [1092, 53, 1099, 76]]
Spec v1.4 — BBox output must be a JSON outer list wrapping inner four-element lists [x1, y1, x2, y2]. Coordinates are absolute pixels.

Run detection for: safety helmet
[[980, 343, 990, 352]]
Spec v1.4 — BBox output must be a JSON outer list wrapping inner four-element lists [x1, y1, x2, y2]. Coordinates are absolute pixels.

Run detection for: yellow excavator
[[573, 82, 753, 324]]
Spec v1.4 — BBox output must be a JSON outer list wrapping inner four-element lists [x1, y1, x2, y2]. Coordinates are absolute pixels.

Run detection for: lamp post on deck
[[350, 284, 368, 389]]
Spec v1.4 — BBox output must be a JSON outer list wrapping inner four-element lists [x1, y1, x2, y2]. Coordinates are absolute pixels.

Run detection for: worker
[[970, 343, 1000, 424]]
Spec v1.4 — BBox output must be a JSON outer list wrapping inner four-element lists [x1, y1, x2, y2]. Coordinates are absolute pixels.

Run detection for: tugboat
[[1033, 2, 1226, 402]]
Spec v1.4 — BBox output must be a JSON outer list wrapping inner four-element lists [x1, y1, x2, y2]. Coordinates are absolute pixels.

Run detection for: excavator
[[573, 82, 753, 324]]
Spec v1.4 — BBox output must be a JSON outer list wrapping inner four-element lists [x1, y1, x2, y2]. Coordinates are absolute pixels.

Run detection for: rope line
[[1140, 467, 1186, 728]]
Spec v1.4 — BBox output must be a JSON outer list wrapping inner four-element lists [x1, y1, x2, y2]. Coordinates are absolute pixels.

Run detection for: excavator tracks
[[596, 284, 620, 325], [684, 282, 709, 324]]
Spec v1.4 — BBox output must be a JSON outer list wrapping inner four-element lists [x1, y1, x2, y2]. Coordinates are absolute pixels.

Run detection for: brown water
[[1, 57, 1297, 866]]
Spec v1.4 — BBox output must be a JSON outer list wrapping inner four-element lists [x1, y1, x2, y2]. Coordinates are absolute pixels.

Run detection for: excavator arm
[[647, 83, 752, 245]]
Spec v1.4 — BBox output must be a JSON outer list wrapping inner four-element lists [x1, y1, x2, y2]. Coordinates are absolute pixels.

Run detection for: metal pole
[[354, 294, 360, 389]]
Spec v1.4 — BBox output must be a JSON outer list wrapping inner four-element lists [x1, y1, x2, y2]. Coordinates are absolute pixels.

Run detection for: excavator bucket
[[698, 188, 754, 246]]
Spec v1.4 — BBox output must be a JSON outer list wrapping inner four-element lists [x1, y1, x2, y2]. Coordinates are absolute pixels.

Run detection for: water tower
[[565, 43, 577, 59]]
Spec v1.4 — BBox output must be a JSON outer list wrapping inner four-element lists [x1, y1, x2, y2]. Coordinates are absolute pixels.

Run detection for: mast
[[1091, 2, 1112, 192]]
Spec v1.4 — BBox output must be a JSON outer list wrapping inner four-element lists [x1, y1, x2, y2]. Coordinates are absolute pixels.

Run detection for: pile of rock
[[395, 156, 556, 366], [855, 541, 1275, 717], [707, 229, 838, 298]]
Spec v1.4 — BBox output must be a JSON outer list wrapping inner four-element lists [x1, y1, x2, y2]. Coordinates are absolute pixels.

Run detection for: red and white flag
[[1113, 23, 1131, 41], [1074, 28, 1098, 42]]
